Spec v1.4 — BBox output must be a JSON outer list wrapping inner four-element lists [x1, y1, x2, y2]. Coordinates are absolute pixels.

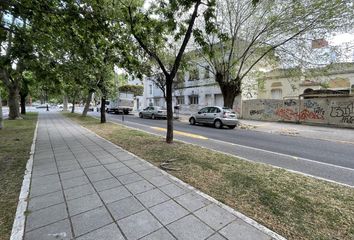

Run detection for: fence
[[242, 96, 354, 128]]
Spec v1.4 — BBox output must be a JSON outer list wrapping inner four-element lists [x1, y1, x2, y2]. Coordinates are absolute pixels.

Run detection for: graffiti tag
[[284, 99, 297, 107], [250, 109, 264, 116], [330, 103, 354, 124]]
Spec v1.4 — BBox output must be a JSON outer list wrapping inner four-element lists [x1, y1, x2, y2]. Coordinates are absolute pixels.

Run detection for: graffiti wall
[[242, 97, 354, 128]]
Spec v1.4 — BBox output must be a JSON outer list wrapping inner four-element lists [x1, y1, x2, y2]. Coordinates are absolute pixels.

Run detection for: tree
[[119, 84, 143, 96], [194, 0, 354, 109], [123, 0, 213, 143]]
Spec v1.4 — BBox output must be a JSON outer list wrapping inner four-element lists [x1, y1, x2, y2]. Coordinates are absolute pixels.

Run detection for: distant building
[[257, 63, 354, 99]]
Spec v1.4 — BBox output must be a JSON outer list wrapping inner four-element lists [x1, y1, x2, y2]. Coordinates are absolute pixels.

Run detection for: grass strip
[[0, 113, 38, 240], [64, 112, 354, 240]]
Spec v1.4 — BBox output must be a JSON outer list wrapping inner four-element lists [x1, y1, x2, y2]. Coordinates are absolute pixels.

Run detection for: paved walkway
[[24, 113, 277, 240]]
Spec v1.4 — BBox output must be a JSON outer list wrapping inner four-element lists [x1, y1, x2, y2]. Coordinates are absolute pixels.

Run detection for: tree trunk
[[20, 93, 26, 115], [71, 97, 75, 113], [216, 73, 241, 109], [165, 79, 174, 143], [63, 95, 68, 111], [100, 96, 106, 123], [82, 90, 94, 117], [0, 93, 3, 130], [8, 85, 20, 120]]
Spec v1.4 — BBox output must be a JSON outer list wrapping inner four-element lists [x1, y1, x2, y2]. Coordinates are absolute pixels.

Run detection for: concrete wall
[[242, 97, 354, 128]]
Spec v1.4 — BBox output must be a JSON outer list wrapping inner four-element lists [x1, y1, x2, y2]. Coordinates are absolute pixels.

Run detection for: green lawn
[[64, 112, 354, 240], [0, 113, 38, 240]]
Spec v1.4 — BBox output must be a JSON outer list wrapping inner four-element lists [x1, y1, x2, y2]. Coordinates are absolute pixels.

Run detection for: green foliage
[[118, 84, 143, 96]]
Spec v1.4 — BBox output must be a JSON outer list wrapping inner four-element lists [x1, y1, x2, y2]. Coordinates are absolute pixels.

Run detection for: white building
[[142, 65, 256, 115]]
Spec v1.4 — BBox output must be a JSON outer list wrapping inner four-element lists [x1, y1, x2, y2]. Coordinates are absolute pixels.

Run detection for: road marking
[[209, 138, 354, 172], [99, 114, 354, 172], [151, 127, 208, 140]]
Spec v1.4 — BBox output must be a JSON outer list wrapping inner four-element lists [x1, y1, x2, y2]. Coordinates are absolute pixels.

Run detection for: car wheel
[[139, 112, 143, 118], [151, 114, 156, 120], [123, 110, 129, 115], [214, 119, 223, 129], [189, 117, 196, 125], [228, 125, 236, 129]]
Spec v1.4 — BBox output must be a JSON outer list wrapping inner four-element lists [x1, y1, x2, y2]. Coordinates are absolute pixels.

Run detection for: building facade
[[257, 63, 354, 99], [142, 65, 256, 115]]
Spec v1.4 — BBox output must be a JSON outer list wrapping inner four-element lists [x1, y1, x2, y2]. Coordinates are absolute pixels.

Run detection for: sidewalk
[[23, 112, 279, 240]]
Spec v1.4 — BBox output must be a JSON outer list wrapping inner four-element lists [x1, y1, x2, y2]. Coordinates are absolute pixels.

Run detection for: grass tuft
[[0, 113, 38, 240]]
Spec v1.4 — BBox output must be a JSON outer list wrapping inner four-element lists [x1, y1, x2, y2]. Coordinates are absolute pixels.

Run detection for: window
[[189, 95, 199, 105], [199, 107, 209, 113], [149, 84, 153, 95], [271, 89, 282, 99], [205, 66, 210, 79], [176, 96, 185, 105], [188, 68, 199, 81]]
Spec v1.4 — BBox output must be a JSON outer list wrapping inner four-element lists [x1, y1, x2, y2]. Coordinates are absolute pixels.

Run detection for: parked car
[[189, 106, 238, 129], [139, 106, 167, 119]]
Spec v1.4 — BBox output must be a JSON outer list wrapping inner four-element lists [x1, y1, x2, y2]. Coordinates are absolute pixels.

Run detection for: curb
[[66, 115, 286, 240], [10, 119, 39, 240]]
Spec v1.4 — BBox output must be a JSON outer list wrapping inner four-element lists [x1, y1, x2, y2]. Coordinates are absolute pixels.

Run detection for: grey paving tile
[[159, 183, 188, 198], [25, 219, 72, 240], [104, 162, 125, 170], [28, 191, 64, 211], [219, 219, 271, 240], [123, 159, 143, 167], [67, 193, 103, 216], [140, 228, 176, 240], [99, 156, 118, 164], [136, 189, 170, 208], [84, 165, 107, 175], [110, 166, 133, 177], [175, 192, 211, 212], [64, 184, 96, 200], [150, 200, 189, 225], [138, 169, 163, 179], [86, 171, 113, 182], [194, 204, 236, 230], [58, 163, 81, 172], [128, 163, 151, 172], [31, 174, 60, 186], [29, 181, 62, 198], [92, 178, 122, 192], [99, 186, 132, 204], [125, 180, 155, 195], [107, 196, 144, 220], [207, 233, 227, 240], [76, 223, 125, 240], [146, 175, 171, 187], [60, 169, 85, 180], [117, 210, 162, 240], [167, 215, 214, 240], [80, 160, 101, 168], [116, 153, 135, 161], [71, 206, 113, 237], [118, 172, 143, 185], [26, 203, 68, 232], [32, 167, 58, 178], [62, 176, 89, 190]]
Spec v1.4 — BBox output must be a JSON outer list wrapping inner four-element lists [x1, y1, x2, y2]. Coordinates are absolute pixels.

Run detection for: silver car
[[189, 106, 238, 129], [139, 106, 167, 119]]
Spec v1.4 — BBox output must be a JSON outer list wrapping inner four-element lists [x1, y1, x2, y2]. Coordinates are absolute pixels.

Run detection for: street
[[89, 111, 354, 187]]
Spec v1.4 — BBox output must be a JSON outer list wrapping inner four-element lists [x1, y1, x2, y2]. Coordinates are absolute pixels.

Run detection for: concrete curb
[[10, 119, 39, 240], [68, 116, 286, 240]]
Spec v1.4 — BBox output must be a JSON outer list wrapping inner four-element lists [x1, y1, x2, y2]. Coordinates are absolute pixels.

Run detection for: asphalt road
[[89, 111, 354, 187]]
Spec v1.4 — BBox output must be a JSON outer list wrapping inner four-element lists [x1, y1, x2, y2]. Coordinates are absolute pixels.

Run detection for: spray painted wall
[[242, 97, 354, 128]]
